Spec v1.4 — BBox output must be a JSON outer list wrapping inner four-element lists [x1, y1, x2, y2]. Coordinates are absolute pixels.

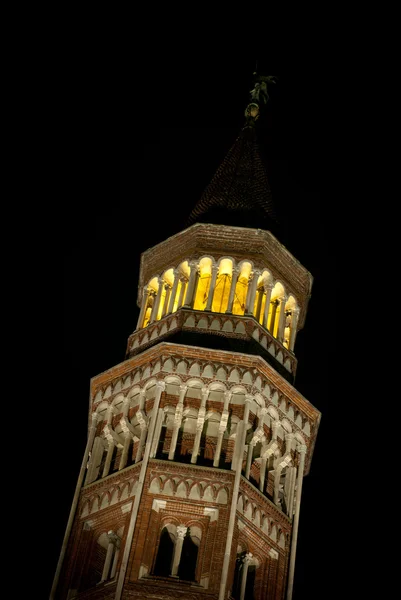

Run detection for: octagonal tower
[[52, 74, 321, 600]]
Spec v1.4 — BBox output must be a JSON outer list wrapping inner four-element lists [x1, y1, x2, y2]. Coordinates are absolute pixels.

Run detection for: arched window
[[233, 262, 252, 315], [193, 257, 213, 311], [212, 259, 233, 313], [153, 526, 175, 577], [178, 527, 200, 582]]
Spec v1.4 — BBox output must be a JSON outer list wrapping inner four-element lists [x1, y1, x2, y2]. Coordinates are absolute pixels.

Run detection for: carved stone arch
[[132, 369, 141, 384], [100, 491, 110, 510], [188, 482, 202, 500], [228, 367, 240, 383], [113, 379, 122, 394], [150, 477, 162, 494], [201, 363, 215, 378], [216, 365, 228, 381], [237, 258, 255, 271], [203, 484, 215, 502], [162, 357, 174, 372], [176, 359, 189, 375], [81, 499, 90, 517], [95, 401, 109, 420], [253, 393, 265, 408], [217, 255, 235, 268], [230, 384, 248, 396], [186, 377, 204, 389], [160, 516, 180, 533], [90, 495, 100, 514], [109, 487, 119, 505], [111, 393, 126, 411], [152, 360, 162, 375], [198, 253, 216, 267], [242, 370, 254, 385], [188, 361, 201, 376], [162, 478, 174, 496], [209, 380, 227, 392], [216, 486, 229, 504], [176, 480, 188, 498], [120, 482, 130, 501], [103, 384, 112, 399], [94, 389, 103, 404]]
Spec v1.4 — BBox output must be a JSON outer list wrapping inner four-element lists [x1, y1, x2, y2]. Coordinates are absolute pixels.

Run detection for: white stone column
[[167, 268, 180, 314], [171, 525, 188, 576], [287, 466, 297, 517], [115, 381, 166, 600], [50, 413, 99, 600], [176, 276, 187, 308], [168, 384, 187, 460], [213, 390, 232, 467], [149, 278, 164, 323], [259, 457, 267, 492], [260, 419, 280, 492], [286, 444, 307, 600], [245, 270, 260, 314], [289, 306, 300, 351], [191, 387, 209, 464], [218, 397, 252, 600], [183, 260, 198, 308], [226, 266, 240, 313], [161, 284, 171, 318], [274, 433, 294, 506], [110, 537, 121, 579], [240, 553, 253, 600], [101, 531, 118, 582], [277, 296, 288, 343], [135, 391, 148, 463], [262, 281, 274, 329], [119, 398, 132, 470], [150, 408, 164, 458], [136, 286, 150, 329], [245, 442, 254, 479], [205, 264, 219, 311]]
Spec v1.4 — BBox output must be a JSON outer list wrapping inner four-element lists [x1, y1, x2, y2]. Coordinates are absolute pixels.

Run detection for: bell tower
[[52, 73, 321, 600]]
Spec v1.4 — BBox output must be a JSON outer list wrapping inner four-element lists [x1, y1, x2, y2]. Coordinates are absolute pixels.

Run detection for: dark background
[[50, 62, 339, 598]]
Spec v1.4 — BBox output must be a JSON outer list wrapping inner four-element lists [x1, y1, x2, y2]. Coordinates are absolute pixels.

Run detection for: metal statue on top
[[245, 73, 277, 126]]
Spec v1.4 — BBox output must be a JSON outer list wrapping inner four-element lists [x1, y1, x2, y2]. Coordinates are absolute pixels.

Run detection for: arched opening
[[143, 277, 159, 328], [177, 528, 200, 582], [193, 257, 213, 311], [172, 261, 190, 312], [233, 262, 252, 316], [212, 259, 233, 313], [153, 527, 175, 577], [268, 282, 285, 337]]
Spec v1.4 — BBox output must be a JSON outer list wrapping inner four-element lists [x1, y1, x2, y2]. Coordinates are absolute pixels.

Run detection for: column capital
[[179, 383, 188, 395], [156, 380, 166, 392], [264, 280, 274, 292], [107, 530, 119, 545], [91, 412, 99, 425], [297, 443, 307, 454], [188, 259, 198, 269], [285, 432, 295, 442], [269, 548, 279, 560], [224, 390, 232, 403], [258, 406, 268, 418], [173, 267, 181, 276], [245, 394, 254, 404], [176, 525, 188, 539], [201, 387, 209, 401], [244, 552, 253, 564]]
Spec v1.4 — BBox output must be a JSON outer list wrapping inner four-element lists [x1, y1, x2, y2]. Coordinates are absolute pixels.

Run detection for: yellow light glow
[[212, 272, 231, 313]]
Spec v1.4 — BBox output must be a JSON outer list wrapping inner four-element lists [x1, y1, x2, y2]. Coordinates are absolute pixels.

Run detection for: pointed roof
[[187, 73, 278, 231]]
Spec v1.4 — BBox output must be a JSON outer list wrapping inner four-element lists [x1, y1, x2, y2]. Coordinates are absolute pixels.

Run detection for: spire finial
[[245, 72, 277, 126]]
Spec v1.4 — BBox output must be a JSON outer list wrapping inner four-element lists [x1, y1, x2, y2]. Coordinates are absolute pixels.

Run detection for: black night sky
[[50, 62, 341, 599]]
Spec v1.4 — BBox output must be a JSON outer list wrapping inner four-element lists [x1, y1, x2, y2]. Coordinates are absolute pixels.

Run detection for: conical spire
[[187, 73, 278, 230]]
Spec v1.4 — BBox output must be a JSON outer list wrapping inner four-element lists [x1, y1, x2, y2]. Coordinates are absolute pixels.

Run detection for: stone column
[[176, 276, 187, 309], [245, 442, 254, 479], [136, 286, 150, 329], [213, 390, 232, 467], [135, 422, 148, 463], [161, 283, 171, 318], [240, 553, 253, 600], [150, 407, 165, 458], [245, 270, 260, 314], [255, 288, 264, 322], [218, 396, 252, 600], [171, 525, 188, 576], [135, 392, 148, 463], [119, 398, 132, 470], [277, 296, 288, 343], [288, 306, 300, 351], [168, 384, 187, 460], [149, 278, 164, 323], [115, 381, 166, 600], [110, 537, 121, 579], [260, 419, 280, 492], [183, 260, 198, 308], [50, 413, 99, 600], [205, 264, 219, 311], [101, 531, 118, 582], [191, 387, 209, 464], [102, 440, 115, 478], [262, 281, 274, 329], [226, 266, 240, 313], [167, 268, 180, 314], [286, 444, 307, 600]]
